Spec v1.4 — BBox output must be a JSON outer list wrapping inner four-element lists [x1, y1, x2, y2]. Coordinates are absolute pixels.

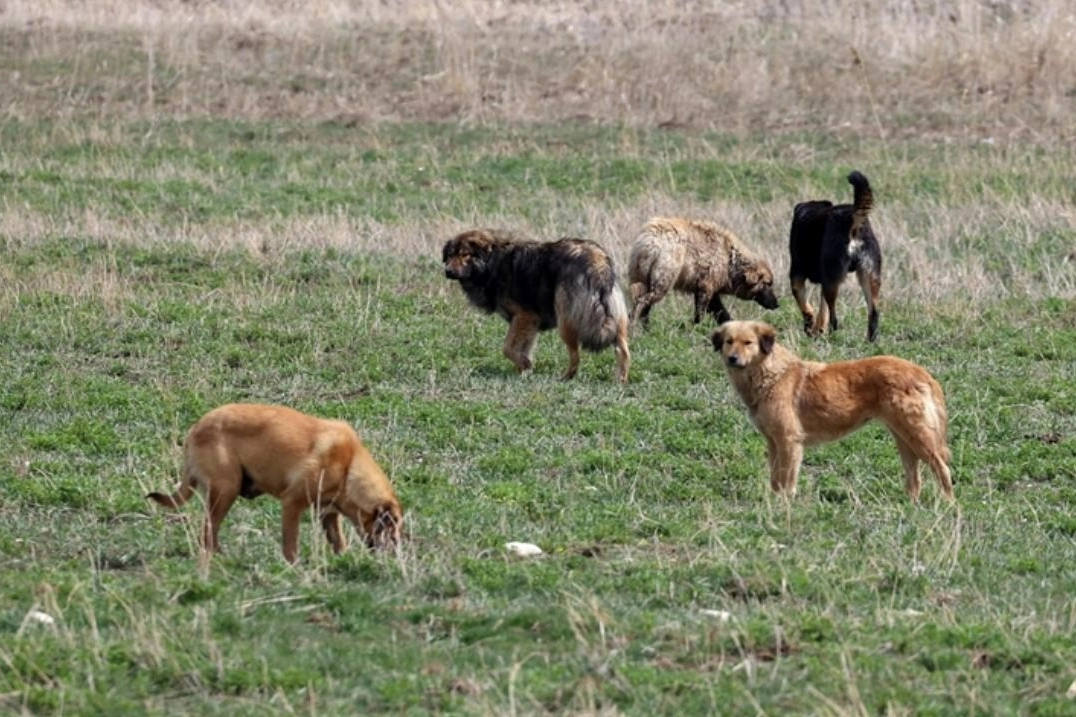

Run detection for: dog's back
[[788, 201, 833, 283], [182, 404, 348, 499]]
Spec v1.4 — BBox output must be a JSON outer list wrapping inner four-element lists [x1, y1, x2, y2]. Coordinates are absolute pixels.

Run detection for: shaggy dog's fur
[[443, 228, 631, 383], [788, 171, 883, 341], [147, 403, 404, 563], [628, 217, 779, 328], [712, 321, 953, 501]]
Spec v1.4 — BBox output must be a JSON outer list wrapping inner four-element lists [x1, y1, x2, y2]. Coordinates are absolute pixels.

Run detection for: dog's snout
[[757, 290, 780, 310], [726, 353, 741, 367]]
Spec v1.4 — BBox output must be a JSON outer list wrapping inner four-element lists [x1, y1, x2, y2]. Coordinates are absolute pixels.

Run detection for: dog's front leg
[[557, 319, 581, 380], [280, 499, 307, 564], [765, 437, 781, 492], [503, 313, 540, 374], [692, 290, 716, 324], [321, 512, 347, 553], [789, 277, 816, 335], [818, 284, 841, 334], [768, 439, 804, 495], [706, 294, 732, 324]]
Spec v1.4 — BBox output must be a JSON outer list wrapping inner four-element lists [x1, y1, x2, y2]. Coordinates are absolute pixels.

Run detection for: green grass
[[2, 121, 1076, 715], [3, 120, 1075, 225]]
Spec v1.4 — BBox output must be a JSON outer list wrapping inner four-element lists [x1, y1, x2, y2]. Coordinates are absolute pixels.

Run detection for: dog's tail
[[848, 171, 873, 234], [561, 252, 630, 352], [146, 475, 196, 510], [928, 380, 952, 466]]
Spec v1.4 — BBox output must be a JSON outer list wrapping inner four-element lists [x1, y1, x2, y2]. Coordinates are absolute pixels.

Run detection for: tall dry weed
[[1, 0, 1073, 137]]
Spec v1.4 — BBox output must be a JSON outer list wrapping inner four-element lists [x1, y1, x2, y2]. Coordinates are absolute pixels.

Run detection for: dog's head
[[711, 320, 777, 369], [364, 502, 404, 551], [443, 230, 497, 282], [731, 256, 779, 311]]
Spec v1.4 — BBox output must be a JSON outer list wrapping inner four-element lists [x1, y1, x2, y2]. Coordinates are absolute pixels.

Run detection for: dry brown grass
[[1, 1, 1074, 306], [2, 0, 1074, 138]]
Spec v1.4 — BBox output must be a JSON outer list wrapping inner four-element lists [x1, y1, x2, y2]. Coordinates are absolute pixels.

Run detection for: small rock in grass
[[699, 609, 733, 622], [26, 610, 55, 626], [505, 542, 543, 558]]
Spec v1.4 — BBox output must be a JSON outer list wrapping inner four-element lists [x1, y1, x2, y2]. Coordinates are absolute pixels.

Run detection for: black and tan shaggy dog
[[442, 228, 631, 383], [628, 217, 779, 328], [788, 170, 883, 341], [712, 321, 953, 502]]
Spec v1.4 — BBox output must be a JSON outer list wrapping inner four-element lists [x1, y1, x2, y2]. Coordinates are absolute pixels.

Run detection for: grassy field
[[3, 2, 1076, 716]]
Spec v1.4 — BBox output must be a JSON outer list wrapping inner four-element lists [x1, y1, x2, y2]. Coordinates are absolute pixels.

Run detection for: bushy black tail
[[848, 171, 873, 217], [848, 171, 873, 234]]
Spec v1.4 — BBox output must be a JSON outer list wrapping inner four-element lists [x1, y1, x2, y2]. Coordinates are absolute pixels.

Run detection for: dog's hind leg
[[503, 313, 540, 374], [629, 281, 652, 327], [926, 453, 954, 501], [202, 479, 240, 556], [631, 284, 668, 328], [891, 432, 923, 501], [856, 267, 881, 342], [558, 319, 581, 380], [613, 317, 631, 383], [790, 276, 816, 335], [889, 424, 954, 501], [813, 283, 840, 336]]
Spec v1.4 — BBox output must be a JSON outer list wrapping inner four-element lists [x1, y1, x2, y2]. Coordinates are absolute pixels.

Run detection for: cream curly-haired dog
[[628, 217, 779, 328], [712, 320, 954, 501]]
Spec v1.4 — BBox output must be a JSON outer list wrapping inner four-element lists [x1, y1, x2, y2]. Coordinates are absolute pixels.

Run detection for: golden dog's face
[[712, 320, 777, 369]]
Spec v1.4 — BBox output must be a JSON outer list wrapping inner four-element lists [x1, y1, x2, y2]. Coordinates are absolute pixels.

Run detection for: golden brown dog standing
[[628, 217, 779, 328], [712, 321, 953, 501], [147, 403, 404, 563]]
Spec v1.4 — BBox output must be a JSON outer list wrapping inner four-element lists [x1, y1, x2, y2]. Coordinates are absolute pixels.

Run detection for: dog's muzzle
[[757, 290, 780, 310]]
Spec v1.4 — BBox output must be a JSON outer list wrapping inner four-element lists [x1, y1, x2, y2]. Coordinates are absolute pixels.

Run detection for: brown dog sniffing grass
[[628, 217, 779, 328], [712, 321, 954, 501], [147, 404, 404, 563]]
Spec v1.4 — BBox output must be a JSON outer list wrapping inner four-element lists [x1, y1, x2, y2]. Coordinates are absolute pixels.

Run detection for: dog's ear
[[710, 326, 725, 352], [757, 324, 777, 355]]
